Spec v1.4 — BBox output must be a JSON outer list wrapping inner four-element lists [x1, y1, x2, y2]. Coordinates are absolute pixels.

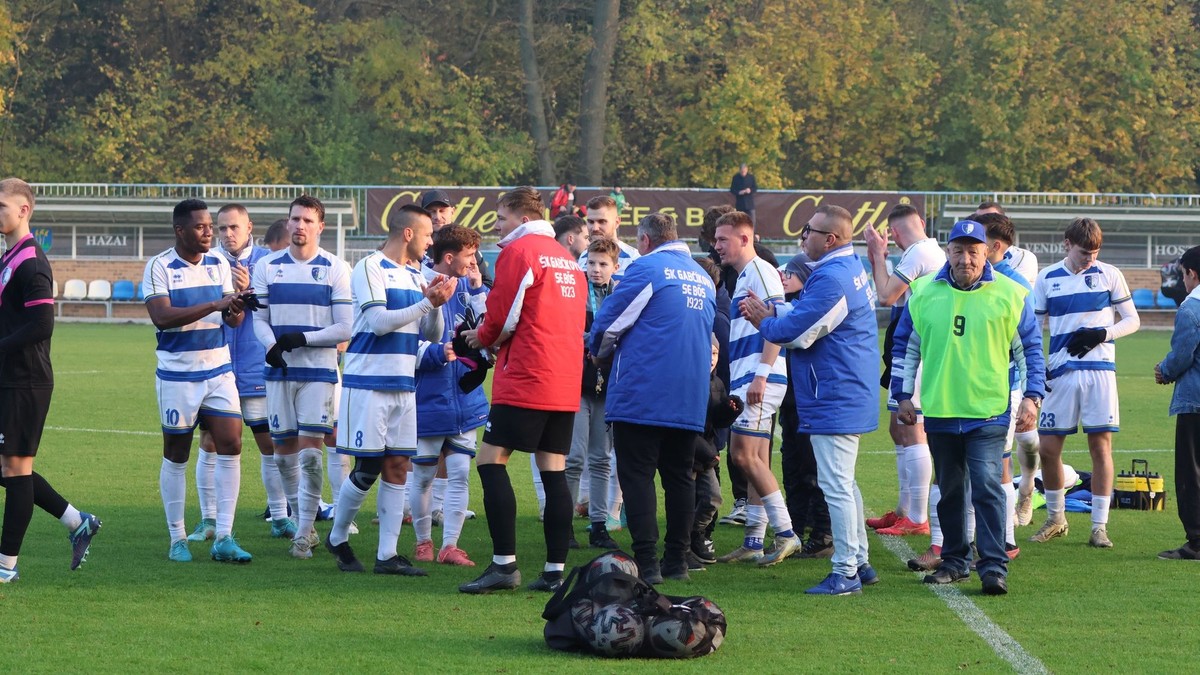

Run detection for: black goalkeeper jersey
[[0, 234, 54, 390]]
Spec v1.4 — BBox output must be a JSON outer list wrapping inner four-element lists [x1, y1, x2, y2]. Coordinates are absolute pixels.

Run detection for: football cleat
[[875, 517, 930, 536], [906, 545, 942, 572], [866, 511, 900, 530], [169, 539, 192, 562], [1088, 526, 1113, 549], [459, 563, 521, 593], [527, 572, 563, 592], [1015, 493, 1034, 527], [374, 555, 427, 576], [325, 536, 364, 572], [290, 534, 315, 559], [69, 512, 102, 570], [436, 545, 476, 567], [414, 540, 434, 562], [1029, 517, 1069, 543], [0, 565, 18, 583], [758, 534, 802, 567], [795, 536, 834, 559], [716, 545, 764, 564], [211, 535, 252, 563], [1006, 543, 1021, 560], [187, 518, 216, 543], [270, 518, 298, 539]]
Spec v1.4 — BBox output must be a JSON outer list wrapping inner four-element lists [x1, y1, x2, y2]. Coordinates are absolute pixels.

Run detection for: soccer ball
[[646, 612, 706, 658], [570, 600, 600, 645], [679, 596, 727, 654], [590, 604, 646, 657], [584, 551, 639, 583]]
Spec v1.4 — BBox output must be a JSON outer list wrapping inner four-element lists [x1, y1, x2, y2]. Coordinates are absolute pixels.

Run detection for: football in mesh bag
[[570, 600, 600, 645], [645, 612, 707, 658], [584, 551, 639, 583], [590, 604, 645, 657], [680, 596, 727, 654]]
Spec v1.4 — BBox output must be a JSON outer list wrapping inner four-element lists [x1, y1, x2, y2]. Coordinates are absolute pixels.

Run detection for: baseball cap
[[420, 189, 452, 209], [781, 253, 814, 284], [948, 219, 987, 244]]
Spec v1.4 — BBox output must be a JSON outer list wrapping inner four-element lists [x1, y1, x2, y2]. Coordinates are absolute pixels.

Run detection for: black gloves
[[1066, 327, 1107, 358], [239, 292, 266, 312], [275, 332, 307, 352], [265, 343, 288, 377], [452, 312, 492, 393]]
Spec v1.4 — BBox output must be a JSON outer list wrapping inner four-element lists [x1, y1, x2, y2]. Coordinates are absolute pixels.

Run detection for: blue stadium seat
[[112, 279, 136, 301], [1157, 291, 1178, 309], [1132, 288, 1155, 310], [135, 282, 145, 301]]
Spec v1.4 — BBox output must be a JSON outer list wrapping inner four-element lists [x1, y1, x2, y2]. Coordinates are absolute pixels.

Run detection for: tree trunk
[[517, 0, 556, 185], [576, 0, 621, 187]]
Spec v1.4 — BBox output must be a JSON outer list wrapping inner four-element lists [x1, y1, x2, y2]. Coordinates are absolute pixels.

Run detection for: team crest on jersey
[[312, 267, 327, 282], [206, 267, 218, 282], [1, 266, 11, 285], [1084, 275, 1097, 289]]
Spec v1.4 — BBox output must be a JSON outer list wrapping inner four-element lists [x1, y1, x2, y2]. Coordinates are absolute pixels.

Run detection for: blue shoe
[[169, 539, 192, 562], [857, 563, 879, 586], [211, 535, 252, 564], [271, 518, 298, 539], [69, 512, 102, 570], [316, 502, 335, 521], [0, 565, 19, 583], [187, 518, 215, 543], [805, 572, 863, 596]]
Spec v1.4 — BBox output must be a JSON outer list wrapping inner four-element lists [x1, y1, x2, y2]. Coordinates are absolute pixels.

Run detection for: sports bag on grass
[[542, 550, 727, 659]]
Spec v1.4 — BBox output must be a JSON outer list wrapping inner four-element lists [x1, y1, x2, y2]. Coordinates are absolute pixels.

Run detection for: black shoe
[[1158, 542, 1200, 560], [685, 551, 707, 572], [567, 533, 581, 550], [981, 571, 1008, 595], [690, 537, 717, 564], [589, 525, 619, 550], [640, 564, 663, 585], [661, 558, 690, 581], [527, 572, 563, 592], [374, 555, 428, 576], [459, 562, 521, 594], [260, 505, 271, 522], [923, 566, 969, 585], [795, 536, 834, 559], [324, 536, 364, 573]]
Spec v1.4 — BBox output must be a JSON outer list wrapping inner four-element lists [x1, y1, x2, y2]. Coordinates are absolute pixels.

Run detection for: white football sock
[[214, 454, 241, 539], [1004, 481, 1016, 546], [432, 477, 447, 513], [904, 444, 932, 523], [895, 444, 908, 516], [196, 449, 217, 521], [745, 504, 768, 541], [761, 490, 793, 533], [929, 484, 942, 547], [1091, 495, 1111, 528], [1015, 431, 1040, 497], [411, 462, 438, 542], [965, 499, 976, 544], [327, 449, 349, 505], [274, 453, 301, 518], [297, 447, 323, 538], [544, 562, 565, 573], [377, 480, 406, 561], [160, 458, 187, 542], [330, 479, 368, 547], [1045, 488, 1066, 520], [443, 453, 471, 548], [261, 454, 288, 520], [59, 504, 82, 531]]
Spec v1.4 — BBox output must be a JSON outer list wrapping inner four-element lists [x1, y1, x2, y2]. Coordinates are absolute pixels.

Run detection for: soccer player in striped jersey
[[577, 196, 638, 281], [324, 205, 454, 575], [712, 210, 802, 566], [0, 177, 102, 581], [1030, 218, 1140, 548], [251, 195, 353, 560], [144, 198, 250, 563]]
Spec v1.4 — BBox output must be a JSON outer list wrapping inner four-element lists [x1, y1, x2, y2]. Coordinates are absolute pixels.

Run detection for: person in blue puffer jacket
[[408, 225, 490, 568], [590, 212, 716, 583], [741, 205, 880, 596], [190, 204, 297, 542]]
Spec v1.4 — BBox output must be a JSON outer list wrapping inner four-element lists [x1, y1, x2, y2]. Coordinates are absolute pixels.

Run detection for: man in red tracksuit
[[459, 186, 586, 594]]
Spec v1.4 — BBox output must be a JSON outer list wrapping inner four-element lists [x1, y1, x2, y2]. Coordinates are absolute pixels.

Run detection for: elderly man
[[741, 205, 879, 595], [590, 212, 716, 583], [891, 220, 1045, 596]]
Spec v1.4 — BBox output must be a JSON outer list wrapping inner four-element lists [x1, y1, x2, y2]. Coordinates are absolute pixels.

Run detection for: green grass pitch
[[3, 324, 1196, 673]]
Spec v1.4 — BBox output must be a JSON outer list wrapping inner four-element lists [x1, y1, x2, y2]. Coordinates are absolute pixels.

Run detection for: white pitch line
[[46, 426, 157, 436], [859, 448, 1171, 456], [878, 535, 1050, 674]]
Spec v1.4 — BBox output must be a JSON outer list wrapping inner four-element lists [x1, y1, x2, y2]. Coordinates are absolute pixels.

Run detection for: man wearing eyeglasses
[[740, 205, 880, 595]]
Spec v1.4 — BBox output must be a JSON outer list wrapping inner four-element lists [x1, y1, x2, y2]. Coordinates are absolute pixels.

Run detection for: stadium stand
[[1132, 288, 1156, 310], [111, 279, 137, 301], [61, 279, 87, 300]]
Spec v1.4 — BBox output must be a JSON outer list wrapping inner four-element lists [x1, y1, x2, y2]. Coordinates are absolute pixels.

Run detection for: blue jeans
[[811, 434, 868, 577], [928, 424, 1008, 578]]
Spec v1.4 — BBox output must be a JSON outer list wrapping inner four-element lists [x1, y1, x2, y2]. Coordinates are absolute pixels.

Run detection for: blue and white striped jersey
[[1033, 259, 1132, 379], [142, 247, 234, 382], [578, 239, 640, 280], [251, 246, 352, 383], [343, 251, 428, 391], [729, 256, 788, 395]]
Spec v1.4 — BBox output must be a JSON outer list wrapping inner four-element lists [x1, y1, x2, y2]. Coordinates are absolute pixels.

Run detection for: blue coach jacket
[[220, 245, 270, 399], [416, 275, 490, 437], [591, 241, 716, 432], [759, 244, 880, 435]]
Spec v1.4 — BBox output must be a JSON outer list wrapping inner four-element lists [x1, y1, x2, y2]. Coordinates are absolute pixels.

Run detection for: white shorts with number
[[415, 431, 478, 465], [887, 361, 923, 418], [732, 382, 787, 438], [267, 380, 336, 441], [1039, 369, 1120, 435], [336, 388, 417, 457], [156, 371, 241, 435], [241, 396, 268, 427]]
